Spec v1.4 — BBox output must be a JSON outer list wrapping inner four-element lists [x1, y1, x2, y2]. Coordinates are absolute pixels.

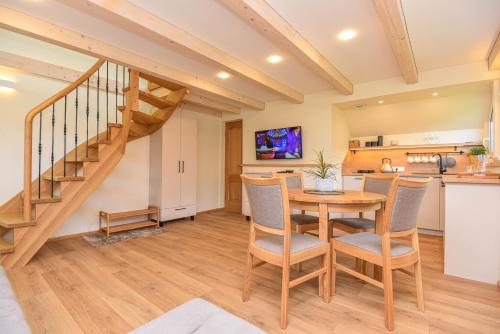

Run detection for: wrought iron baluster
[[75, 87, 79, 177], [106, 61, 109, 140], [50, 104, 55, 198], [122, 66, 125, 105], [63, 95, 67, 177], [97, 68, 100, 142], [86, 78, 90, 157], [115, 63, 118, 123], [38, 111, 43, 199]]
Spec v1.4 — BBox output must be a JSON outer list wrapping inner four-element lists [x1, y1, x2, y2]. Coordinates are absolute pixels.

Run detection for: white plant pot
[[316, 178, 334, 192]]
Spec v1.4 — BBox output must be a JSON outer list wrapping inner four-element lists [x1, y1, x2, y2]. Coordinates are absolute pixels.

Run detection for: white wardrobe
[[149, 108, 197, 222]]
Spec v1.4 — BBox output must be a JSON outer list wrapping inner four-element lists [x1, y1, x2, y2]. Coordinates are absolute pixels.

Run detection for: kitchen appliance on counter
[[380, 158, 394, 173], [357, 169, 375, 173]]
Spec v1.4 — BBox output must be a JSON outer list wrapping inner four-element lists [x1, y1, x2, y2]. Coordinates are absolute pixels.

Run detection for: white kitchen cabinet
[[342, 174, 443, 231], [342, 176, 373, 219], [149, 109, 197, 222]]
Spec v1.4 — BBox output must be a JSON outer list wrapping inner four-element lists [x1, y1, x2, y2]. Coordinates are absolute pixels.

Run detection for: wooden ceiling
[[0, 0, 498, 113]]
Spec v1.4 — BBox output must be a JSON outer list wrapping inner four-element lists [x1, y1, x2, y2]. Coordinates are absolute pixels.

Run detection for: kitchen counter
[[444, 177, 500, 284], [342, 172, 448, 177], [442, 175, 500, 185]]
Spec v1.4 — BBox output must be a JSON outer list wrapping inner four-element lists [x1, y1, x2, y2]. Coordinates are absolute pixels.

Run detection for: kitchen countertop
[[342, 172, 448, 177], [442, 175, 500, 185]]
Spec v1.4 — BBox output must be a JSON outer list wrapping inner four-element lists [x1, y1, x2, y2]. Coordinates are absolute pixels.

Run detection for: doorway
[[224, 120, 243, 213]]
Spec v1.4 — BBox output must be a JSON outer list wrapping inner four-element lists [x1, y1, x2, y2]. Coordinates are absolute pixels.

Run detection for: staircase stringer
[[1, 129, 125, 268]]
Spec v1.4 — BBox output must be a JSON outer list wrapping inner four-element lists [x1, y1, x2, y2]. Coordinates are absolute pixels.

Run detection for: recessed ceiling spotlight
[[378, 100, 384, 104], [432, 92, 439, 96], [267, 54, 283, 64], [337, 29, 357, 41], [216, 71, 231, 79]]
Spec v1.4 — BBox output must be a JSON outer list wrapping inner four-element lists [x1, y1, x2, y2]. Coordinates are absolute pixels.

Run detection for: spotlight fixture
[[217, 71, 231, 79], [337, 29, 357, 41], [267, 54, 283, 64]]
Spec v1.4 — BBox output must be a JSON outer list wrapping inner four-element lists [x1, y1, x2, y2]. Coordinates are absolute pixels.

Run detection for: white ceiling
[[402, 0, 500, 71], [1, 0, 499, 105], [340, 81, 492, 137]]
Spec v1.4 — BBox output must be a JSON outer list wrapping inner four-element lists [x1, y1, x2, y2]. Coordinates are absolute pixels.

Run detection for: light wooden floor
[[7, 211, 500, 334]]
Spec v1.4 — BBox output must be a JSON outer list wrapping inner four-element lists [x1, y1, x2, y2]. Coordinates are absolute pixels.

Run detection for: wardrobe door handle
[[178, 161, 180, 173], [182, 161, 185, 173]]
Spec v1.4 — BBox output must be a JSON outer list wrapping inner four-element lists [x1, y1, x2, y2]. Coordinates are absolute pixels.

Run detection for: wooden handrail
[[23, 59, 106, 221]]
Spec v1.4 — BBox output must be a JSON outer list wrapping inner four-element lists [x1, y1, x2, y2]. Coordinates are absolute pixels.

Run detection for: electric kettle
[[380, 158, 394, 173]]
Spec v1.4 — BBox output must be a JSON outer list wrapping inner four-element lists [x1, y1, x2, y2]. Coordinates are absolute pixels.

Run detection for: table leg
[[374, 206, 384, 281], [318, 203, 329, 297]]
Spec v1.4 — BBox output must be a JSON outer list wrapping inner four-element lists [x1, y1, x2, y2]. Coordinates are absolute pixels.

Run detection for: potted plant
[[468, 146, 489, 173], [303, 149, 339, 191]]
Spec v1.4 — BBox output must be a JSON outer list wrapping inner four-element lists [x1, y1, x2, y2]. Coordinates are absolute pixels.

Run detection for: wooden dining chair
[[331, 173, 397, 273], [241, 175, 331, 329], [331, 177, 431, 331], [273, 172, 320, 272]]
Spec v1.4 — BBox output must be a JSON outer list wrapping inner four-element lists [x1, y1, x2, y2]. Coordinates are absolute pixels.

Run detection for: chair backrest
[[384, 178, 431, 233], [362, 174, 396, 196], [273, 172, 303, 190], [241, 175, 290, 232]]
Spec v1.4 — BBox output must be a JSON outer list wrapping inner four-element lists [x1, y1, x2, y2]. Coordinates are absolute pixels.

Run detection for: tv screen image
[[255, 126, 302, 160]]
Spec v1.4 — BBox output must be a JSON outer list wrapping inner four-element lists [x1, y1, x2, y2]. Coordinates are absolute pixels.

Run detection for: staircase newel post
[[121, 69, 139, 153], [23, 118, 33, 222]]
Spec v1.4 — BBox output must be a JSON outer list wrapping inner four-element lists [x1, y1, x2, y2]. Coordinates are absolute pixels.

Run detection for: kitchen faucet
[[435, 153, 447, 174]]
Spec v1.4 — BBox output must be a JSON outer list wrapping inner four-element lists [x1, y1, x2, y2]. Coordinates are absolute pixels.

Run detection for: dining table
[[287, 188, 387, 295]]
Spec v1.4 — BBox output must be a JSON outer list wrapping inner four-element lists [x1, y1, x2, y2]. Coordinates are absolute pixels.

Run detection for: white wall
[[188, 109, 224, 212], [222, 91, 351, 190], [352, 129, 483, 147], [54, 138, 150, 237], [343, 90, 490, 138], [223, 91, 337, 164]]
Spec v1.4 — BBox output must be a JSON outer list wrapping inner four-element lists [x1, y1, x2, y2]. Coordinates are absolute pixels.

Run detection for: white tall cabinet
[[149, 109, 197, 222]]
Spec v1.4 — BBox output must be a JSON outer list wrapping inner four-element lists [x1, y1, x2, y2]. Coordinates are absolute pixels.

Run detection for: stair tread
[[31, 195, 62, 204], [139, 72, 184, 92], [43, 175, 86, 182], [0, 238, 14, 254], [108, 123, 122, 128], [118, 109, 163, 125], [123, 87, 176, 109], [66, 157, 99, 163], [0, 212, 35, 228], [88, 139, 111, 148]]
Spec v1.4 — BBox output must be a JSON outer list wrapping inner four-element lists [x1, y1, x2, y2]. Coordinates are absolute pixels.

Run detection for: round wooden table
[[287, 189, 387, 292]]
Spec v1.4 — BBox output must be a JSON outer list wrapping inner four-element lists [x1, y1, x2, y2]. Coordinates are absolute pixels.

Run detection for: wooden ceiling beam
[[0, 51, 121, 92], [0, 50, 240, 114], [84, 0, 303, 103], [151, 86, 241, 114], [488, 33, 500, 70], [372, 0, 418, 84], [0, 6, 265, 110], [218, 0, 353, 95], [181, 102, 222, 118]]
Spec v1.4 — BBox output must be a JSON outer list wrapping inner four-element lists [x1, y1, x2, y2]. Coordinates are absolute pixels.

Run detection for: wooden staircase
[[0, 60, 186, 268]]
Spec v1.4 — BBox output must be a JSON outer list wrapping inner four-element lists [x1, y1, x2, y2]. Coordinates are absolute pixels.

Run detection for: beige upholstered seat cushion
[[291, 214, 318, 225], [334, 232, 412, 257], [255, 232, 326, 255], [331, 217, 375, 229]]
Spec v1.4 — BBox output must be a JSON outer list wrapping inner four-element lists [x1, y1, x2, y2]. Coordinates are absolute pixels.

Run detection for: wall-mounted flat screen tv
[[255, 126, 302, 160]]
